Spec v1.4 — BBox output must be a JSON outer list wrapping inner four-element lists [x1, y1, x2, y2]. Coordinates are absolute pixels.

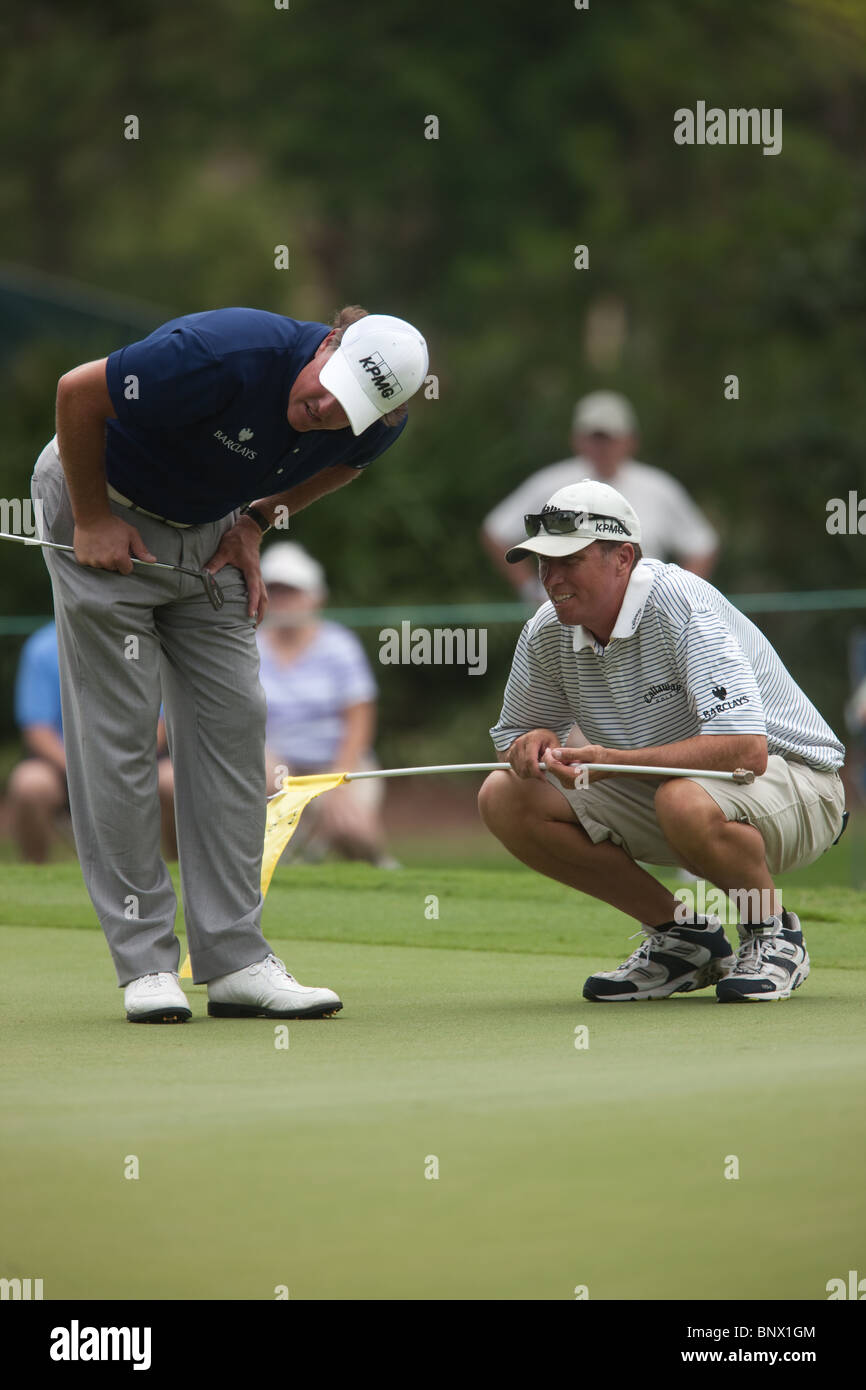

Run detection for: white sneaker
[[125, 972, 192, 1024], [583, 919, 736, 1002], [716, 912, 810, 1002], [207, 954, 343, 1019]]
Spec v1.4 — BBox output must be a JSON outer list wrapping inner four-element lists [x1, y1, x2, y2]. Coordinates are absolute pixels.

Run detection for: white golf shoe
[[125, 972, 192, 1024], [207, 954, 343, 1019]]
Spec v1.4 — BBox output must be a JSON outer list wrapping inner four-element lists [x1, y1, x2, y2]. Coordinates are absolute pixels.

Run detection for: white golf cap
[[319, 313, 429, 436], [260, 542, 326, 594], [505, 479, 641, 563], [572, 390, 637, 437]]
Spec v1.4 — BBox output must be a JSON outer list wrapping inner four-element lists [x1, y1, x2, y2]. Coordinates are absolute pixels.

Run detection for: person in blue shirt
[[8, 621, 179, 864], [31, 305, 428, 1023], [8, 622, 66, 863]]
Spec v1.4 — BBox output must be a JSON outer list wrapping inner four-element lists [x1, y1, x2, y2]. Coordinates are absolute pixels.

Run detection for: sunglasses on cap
[[523, 509, 633, 539]]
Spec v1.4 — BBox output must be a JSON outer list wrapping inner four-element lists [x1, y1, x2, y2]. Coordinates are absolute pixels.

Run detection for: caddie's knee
[[478, 770, 508, 827], [654, 777, 723, 839]]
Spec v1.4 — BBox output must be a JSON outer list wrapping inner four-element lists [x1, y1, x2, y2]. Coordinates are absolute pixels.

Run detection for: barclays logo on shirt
[[702, 693, 750, 721], [213, 428, 258, 460]]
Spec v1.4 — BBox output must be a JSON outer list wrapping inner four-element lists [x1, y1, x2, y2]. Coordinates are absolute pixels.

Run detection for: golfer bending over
[[33, 306, 427, 1023], [480, 480, 846, 1002]]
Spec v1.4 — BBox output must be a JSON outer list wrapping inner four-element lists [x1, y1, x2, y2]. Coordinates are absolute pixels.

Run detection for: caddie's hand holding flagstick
[[507, 727, 762, 790], [542, 743, 761, 788], [542, 743, 628, 786], [506, 728, 561, 779], [542, 742, 741, 788]]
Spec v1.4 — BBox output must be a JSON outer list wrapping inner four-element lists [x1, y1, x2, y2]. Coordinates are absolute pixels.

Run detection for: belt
[[49, 440, 195, 529], [106, 485, 194, 529]]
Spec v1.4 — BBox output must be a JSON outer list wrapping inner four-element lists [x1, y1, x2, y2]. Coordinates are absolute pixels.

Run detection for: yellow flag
[[259, 773, 347, 896], [179, 772, 347, 979]]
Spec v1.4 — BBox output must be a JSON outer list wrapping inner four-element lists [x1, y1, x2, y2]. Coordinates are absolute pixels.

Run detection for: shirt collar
[[571, 560, 655, 654]]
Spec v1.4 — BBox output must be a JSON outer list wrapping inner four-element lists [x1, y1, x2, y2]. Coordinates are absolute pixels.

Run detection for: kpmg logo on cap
[[358, 352, 402, 400]]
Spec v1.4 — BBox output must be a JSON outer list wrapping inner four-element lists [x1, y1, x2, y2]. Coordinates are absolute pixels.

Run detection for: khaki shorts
[[550, 755, 846, 876]]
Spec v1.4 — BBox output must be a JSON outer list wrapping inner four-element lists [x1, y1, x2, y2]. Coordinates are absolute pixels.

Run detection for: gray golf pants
[[32, 440, 274, 985]]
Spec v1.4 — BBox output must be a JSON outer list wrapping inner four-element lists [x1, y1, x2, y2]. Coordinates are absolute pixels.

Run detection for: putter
[[0, 532, 224, 610]]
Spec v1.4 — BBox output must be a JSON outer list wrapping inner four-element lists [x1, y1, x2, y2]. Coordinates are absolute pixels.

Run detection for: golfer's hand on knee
[[205, 518, 268, 625], [508, 729, 562, 780], [74, 517, 155, 573]]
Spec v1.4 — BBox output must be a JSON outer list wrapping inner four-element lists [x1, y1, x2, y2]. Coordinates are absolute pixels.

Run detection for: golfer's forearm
[[55, 360, 116, 525], [602, 734, 768, 775], [254, 464, 361, 526]]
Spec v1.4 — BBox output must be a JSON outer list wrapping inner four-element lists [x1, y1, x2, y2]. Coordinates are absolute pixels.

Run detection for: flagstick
[[178, 760, 755, 976], [340, 763, 755, 785]]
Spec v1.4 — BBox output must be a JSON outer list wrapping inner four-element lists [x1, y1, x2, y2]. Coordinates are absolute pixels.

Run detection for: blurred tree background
[[1, 0, 864, 766]]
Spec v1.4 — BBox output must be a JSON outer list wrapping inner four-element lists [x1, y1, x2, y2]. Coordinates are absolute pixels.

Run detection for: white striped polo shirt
[[489, 560, 845, 770]]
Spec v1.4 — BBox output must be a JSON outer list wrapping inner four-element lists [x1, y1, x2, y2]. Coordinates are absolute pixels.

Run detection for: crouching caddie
[[479, 479, 846, 1003]]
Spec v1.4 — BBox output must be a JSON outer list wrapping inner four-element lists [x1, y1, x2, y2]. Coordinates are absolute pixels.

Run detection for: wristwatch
[[240, 504, 271, 534]]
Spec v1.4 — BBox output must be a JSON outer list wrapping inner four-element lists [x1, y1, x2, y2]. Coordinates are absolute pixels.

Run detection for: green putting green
[[1, 856, 864, 1300]]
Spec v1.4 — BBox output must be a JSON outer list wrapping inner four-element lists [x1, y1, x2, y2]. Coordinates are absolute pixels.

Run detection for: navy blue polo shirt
[[104, 308, 407, 523]]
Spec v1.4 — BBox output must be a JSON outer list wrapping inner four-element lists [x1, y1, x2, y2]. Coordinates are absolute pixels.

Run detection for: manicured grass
[[0, 846, 863, 963], [1, 853, 864, 1300]]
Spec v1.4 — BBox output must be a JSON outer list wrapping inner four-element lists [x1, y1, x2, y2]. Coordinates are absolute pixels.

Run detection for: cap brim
[[505, 535, 596, 564], [575, 418, 626, 435], [319, 350, 381, 436]]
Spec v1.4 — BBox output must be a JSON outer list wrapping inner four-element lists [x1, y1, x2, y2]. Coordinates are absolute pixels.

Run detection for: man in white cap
[[481, 390, 718, 604], [479, 479, 846, 1004], [31, 304, 427, 1022]]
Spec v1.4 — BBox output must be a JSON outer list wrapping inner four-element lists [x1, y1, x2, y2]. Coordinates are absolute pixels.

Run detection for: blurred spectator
[[481, 390, 719, 604], [8, 621, 177, 862], [257, 542, 397, 868], [8, 622, 66, 862]]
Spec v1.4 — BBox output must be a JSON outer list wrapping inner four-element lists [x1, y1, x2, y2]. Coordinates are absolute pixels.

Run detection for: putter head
[[200, 570, 224, 610], [732, 768, 755, 784]]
